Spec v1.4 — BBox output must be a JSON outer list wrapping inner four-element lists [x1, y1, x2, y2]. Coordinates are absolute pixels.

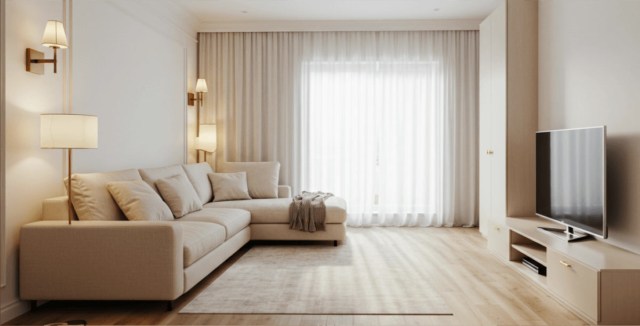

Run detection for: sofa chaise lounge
[[19, 162, 347, 306]]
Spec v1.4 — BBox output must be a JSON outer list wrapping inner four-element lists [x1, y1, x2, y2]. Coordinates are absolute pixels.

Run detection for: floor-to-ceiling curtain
[[199, 31, 478, 227]]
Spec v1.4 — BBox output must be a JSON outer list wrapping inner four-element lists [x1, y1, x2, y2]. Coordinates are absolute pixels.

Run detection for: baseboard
[[0, 300, 30, 324]]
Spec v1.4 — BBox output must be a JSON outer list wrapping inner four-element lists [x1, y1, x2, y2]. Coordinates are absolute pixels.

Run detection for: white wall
[[539, 0, 640, 253], [0, 0, 197, 322], [71, 0, 198, 172], [1, 0, 65, 321]]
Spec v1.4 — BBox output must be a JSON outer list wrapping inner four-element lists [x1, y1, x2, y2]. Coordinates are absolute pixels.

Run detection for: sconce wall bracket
[[26, 48, 58, 74], [188, 92, 196, 106], [26, 48, 45, 74]]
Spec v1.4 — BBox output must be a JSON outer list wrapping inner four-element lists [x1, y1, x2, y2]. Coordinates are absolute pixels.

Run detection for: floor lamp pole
[[67, 148, 72, 225]]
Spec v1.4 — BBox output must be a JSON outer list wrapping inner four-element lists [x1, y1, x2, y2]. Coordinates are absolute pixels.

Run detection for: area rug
[[180, 228, 452, 315]]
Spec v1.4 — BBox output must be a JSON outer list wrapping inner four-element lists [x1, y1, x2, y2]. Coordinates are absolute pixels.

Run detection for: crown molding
[[106, 0, 199, 44], [198, 19, 481, 33]]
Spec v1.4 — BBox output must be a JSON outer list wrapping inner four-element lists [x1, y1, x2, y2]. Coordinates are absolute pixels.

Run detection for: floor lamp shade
[[195, 124, 216, 153], [40, 114, 98, 225], [41, 114, 98, 149]]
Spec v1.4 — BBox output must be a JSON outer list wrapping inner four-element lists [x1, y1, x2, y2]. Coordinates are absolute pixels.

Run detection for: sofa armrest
[[20, 220, 184, 301], [42, 196, 74, 221], [278, 185, 292, 198]]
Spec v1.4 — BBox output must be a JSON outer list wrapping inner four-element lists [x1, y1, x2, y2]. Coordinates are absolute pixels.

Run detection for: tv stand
[[537, 226, 589, 242], [504, 217, 640, 325]]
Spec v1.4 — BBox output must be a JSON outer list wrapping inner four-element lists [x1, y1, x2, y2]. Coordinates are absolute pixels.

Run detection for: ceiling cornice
[[198, 19, 481, 33]]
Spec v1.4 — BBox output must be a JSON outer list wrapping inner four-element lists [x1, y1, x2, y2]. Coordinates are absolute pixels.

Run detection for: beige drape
[[198, 33, 303, 190]]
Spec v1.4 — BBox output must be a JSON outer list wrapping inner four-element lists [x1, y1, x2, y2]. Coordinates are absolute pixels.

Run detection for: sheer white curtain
[[199, 31, 478, 227]]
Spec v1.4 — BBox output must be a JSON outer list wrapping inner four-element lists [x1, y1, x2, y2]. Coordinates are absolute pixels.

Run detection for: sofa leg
[[166, 300, 174, 311], [333, 240, 338, 247], [30, 300, 38, 311]]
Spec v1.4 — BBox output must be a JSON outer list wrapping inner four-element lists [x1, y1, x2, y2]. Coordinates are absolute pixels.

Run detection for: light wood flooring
[[6, 227, 588, 325]]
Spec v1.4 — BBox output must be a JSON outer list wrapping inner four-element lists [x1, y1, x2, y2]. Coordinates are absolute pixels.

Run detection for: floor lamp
[[40, 114, 98, 224]]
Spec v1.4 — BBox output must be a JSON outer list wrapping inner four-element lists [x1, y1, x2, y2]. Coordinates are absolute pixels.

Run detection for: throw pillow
[[68, 169, 142, 221], [138, 165, 186, 193], [209, 172, 252, 202], [107, 180, 173, 221], [156, 174, 203, 218], [218, 161, 280, 199]]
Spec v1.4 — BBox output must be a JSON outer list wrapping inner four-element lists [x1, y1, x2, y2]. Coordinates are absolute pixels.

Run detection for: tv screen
[[536, 126, 607, 238]]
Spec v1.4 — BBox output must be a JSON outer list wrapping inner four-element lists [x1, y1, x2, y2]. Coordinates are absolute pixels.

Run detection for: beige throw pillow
[[69, 169, 142, 220], [107, 180, 174, 221], [209, 172, 252, 202], [218, 161, 280, 199], [139, 165, 186, 193], [156, 174, 203, 218]]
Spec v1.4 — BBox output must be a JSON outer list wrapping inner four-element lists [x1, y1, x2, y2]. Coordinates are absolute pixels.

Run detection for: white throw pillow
[[156, 174, 203, 218], [218, 161, 280, 199], [209, 172, 252, 202], [182, 163, 214, 204], [69, 169, 142, 221], [107, 180, 174, 221]]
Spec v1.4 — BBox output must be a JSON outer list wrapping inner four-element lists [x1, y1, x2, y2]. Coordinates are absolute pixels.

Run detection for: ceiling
[[176, 0, 500, 23]]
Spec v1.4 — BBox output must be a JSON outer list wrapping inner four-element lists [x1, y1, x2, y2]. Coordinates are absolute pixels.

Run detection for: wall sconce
[[195, 124, 216, 163], [187, 78, 208, 106], [188, 78, 208, 136], [26, 20, 68, 74]]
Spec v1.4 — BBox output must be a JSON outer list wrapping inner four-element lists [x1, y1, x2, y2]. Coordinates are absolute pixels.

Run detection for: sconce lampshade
[[195, 124, 216, 153], [41, 114, 98, 149], [195, 78, 208, 93], [41, 20, 68, 49]]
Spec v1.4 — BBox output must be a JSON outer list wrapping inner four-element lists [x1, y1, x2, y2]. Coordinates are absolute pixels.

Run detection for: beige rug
[[180, 228, 452, 315]]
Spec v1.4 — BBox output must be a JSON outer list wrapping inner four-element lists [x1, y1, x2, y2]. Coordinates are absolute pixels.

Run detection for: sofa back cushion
[[218, 161, 280, 199], [156, 173, 203, 218], [70, 169, 142, 220], [182, 163, 214, 204], [107, 180, 174, 221], [139, 165, 186, 193]]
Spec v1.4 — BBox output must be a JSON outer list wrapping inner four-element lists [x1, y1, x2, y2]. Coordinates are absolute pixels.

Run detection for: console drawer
[[547, 249, 598, 322]]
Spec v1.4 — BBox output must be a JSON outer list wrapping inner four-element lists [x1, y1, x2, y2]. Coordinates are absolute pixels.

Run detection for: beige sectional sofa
[[20, 162, 347, 306]]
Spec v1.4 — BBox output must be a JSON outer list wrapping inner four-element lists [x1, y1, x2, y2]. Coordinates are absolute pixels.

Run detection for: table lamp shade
[[195, 124, 216, 153], [41, 114, 98, 149]]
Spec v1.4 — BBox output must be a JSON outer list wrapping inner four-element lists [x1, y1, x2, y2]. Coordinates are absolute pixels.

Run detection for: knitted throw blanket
[[289, 191, 334, 232]]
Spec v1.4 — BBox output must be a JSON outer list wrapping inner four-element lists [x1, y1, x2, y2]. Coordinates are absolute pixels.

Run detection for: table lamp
[[41, 114, 98, 224]]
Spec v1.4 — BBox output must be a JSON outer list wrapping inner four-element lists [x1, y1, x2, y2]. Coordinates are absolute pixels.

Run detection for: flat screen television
[[536, 126, 607, 241]]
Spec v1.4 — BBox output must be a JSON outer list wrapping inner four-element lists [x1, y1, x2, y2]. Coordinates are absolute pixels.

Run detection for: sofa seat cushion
[[204, 197, 348, 224], [180, 222, 226, 267], [180, 208, 250, 240]]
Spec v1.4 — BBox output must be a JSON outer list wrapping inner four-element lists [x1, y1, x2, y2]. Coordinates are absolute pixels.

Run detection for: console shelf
[[504, 216, 640, 325], [511, 243, 546, 265]]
